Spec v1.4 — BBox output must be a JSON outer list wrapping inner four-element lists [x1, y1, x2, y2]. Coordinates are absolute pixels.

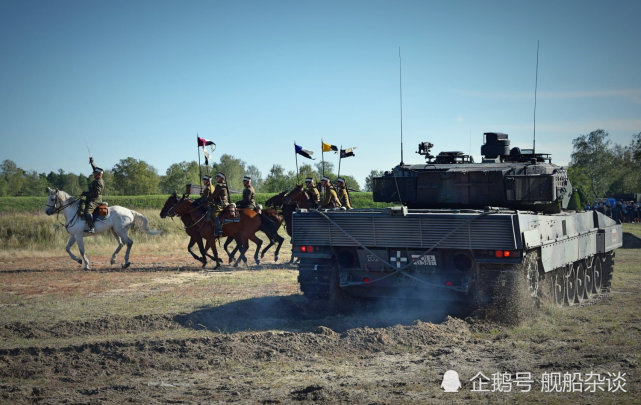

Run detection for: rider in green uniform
[[81, 157, 104, 233]]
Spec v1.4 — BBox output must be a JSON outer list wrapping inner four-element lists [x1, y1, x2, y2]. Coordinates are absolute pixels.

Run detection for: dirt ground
[[0, 241, 640, 404]]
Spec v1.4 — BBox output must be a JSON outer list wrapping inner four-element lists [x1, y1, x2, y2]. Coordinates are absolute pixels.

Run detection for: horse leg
[[120, 232, 134, 269], [250, 235, 262, 266], [76, 236, 90, 270], [271, 235, 284, 262], [207, 237, 221, 269], [260, 236, 275, 260], [110, 229, 125, 265], [190, 237, 207, 267], [223, 236, 235, 263], [65, 235, 82, 265], [232, 237, 246, 267]]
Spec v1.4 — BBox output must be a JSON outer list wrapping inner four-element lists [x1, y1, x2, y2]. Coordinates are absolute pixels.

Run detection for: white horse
[[45, 188, 161, 270]]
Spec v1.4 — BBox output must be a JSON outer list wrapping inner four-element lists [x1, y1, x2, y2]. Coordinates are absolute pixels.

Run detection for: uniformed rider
[[305, 177, 320, 207], [319, 176, 341, 209], [237, 175, 256, 210], [81, 157, 104, 233], [336, 177, 352, 209], [209, 172, 230, 235]]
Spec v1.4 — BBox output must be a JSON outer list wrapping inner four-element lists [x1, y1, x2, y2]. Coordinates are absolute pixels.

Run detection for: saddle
[[94, 203, 109, 217]]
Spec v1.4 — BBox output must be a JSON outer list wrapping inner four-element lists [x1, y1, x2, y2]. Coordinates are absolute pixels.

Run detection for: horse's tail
[[132, 210, 162, 235]]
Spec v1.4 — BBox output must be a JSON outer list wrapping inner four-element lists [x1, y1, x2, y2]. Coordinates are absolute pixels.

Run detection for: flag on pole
[[197, 136, 215, 147], [295, 144, 315, 160], [322, 142, 338, 153], [197, 136, 216, 166], [340, 147, 356, 158]]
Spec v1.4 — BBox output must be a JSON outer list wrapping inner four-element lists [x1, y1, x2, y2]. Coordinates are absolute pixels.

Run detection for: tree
[[111, 157, 160, 195], [570, 130, 615, 198], [245, 165, 263, 192], [263, 164, 295, 192], [364, 170, 384, 192], [160, 161, 199, 194], [211, 154, 247, 193], [1, 160, 26, 196]]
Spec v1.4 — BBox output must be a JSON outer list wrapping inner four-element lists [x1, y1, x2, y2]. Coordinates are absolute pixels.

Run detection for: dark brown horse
[[160, 192, 222, 268]]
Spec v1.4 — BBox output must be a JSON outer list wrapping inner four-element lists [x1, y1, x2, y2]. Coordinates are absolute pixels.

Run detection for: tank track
[[297, 257, 334, 300], [476, 250, 615, 323]]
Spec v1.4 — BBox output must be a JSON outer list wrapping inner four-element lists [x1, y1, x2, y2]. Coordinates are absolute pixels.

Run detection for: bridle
[[47, 191, 77, 214], [47, 190, 81, 229]]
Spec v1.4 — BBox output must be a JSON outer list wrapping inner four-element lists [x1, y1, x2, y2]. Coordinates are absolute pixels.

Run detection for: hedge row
[[0, 192, 392, 213]]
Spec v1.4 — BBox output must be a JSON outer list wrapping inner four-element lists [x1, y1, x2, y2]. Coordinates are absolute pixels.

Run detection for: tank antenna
[[533, 40, 539, 156], [399, 46, 404, 166]]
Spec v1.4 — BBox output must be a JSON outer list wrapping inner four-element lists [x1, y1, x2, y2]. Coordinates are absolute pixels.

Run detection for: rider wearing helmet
[[237, 175, 256, 210], [336, 177, 352, 209], [81, 157, 104, 233]]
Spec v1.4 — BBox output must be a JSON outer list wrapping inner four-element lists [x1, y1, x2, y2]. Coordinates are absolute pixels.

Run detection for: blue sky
[[1, 0, 640, 187]]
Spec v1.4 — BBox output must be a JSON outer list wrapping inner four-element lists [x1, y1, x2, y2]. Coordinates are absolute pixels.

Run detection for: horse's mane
[[57, 189, 73, 201]]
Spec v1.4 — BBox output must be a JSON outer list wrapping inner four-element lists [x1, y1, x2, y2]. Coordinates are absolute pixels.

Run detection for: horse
[[160, 192, 221, 268], [221, 207, 285, 263], [171, 197, 264, 267], [267, 186, 318, 264], [45, 188, 161, 270], [162, 194, 284, 266]]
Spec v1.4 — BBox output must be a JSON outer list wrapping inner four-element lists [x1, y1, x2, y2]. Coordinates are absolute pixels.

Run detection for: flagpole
[[337, 144, 342, 179], [294, 142, 299, 184], [321, 139, 325, 177], [197, 134, 202, 186]]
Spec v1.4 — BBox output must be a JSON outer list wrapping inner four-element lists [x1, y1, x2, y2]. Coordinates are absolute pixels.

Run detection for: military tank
[[290, 133, 623, 316]]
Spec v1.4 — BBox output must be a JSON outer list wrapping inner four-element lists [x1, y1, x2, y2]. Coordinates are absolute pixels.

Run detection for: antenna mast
[[533, 40, 539, 156], [399, 46, 404, 166]]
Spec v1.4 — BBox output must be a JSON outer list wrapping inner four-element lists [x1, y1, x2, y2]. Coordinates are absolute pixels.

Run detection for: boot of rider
[[215, 217, 222, 236], [86, 214, 95, 233]]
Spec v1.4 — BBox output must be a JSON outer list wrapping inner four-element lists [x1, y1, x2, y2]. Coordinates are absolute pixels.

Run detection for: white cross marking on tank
[[390, 250, 407, 269]]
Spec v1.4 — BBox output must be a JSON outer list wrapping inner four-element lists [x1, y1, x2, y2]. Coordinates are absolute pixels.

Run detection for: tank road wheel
[[584, 257, 595, 299], [592, 256, 603, 293], [602, 252, 614, 291], [498, 250, 541, 324], [565, 264, 577, 305], [552, 269, 565, 306], [575, 261, 587, 304], [524, 253, 539, 298]]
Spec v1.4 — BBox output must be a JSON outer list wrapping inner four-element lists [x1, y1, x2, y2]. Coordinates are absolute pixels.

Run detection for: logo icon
[[441, 370, 462, 392]]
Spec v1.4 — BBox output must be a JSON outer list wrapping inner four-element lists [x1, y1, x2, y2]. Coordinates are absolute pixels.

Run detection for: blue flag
[[295, 144, 315, 160]]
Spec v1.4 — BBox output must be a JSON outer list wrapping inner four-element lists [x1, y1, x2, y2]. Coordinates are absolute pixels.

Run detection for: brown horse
[[209, 207, 263, 266], [160, 192, 222, 268], [220, 207, 285, 263]]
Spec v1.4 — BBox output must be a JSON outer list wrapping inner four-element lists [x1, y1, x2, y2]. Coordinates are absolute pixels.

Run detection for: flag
[[340, 147, 356, 158], [295, 144, 315, 160], [322, 142, 338, 152], [197, 136, 215, 147], [197, 135, 216, 166]]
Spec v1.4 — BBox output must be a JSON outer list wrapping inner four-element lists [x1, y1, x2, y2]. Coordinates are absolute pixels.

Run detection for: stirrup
[[86, 228, 95, 234]]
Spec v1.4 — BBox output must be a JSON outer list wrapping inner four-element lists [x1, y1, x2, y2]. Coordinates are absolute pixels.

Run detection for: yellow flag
[[322, 142, 337, 152]]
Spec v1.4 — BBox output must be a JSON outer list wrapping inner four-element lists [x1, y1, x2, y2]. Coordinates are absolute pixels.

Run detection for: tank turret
[[372, 132, 571, 213]]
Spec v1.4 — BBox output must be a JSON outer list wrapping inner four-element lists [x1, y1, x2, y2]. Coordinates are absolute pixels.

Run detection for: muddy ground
[[0, 243, 639, 404]]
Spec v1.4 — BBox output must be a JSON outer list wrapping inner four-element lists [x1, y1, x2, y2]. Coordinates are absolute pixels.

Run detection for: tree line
[[568, 130, 641, 204], [0, 154, 372, 197], [2, 129, 638, 200]]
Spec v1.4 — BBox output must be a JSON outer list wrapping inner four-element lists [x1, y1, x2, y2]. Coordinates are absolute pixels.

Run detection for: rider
[[304, 177, 320, 207], [319, 176, 341, 209], [81, 157, 104, 233], [336, 177, 352, 209], [209, 172, 230, 235], [237, 175, 256, 210]]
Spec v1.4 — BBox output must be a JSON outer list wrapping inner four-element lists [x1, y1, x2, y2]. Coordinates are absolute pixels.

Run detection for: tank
[[291, 133, 623, 318]]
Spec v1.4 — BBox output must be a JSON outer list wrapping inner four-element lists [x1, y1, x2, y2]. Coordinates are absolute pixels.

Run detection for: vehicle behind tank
[[291, 133, 623, 318]]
